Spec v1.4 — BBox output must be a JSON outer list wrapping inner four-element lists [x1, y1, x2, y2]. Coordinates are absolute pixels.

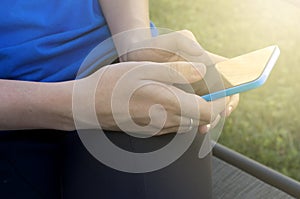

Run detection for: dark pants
[[0, 130, 212, 199]]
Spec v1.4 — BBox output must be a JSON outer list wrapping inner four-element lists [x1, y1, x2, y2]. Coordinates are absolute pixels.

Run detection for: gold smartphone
[[196, 45, 280, 101]]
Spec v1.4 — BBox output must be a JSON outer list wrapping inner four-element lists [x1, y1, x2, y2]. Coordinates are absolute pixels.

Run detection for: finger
[[128, 83, 199, 135], [198, 125, 209, 134], [156, 116, 198, 135], [131, 81, 227, 134], [141, 30, 204, 57], [222, 94, 240, 117], [193, 96, 229, 123], [173, 30, 204, 56], [198, 114, 222, 134], [176, 116, 200, 134], [210, 114, 222, 129], [139, 61, 206, 84], [159, 113, 223, 136], [228, 94, 240, 111], [161, 84, 228, 123]]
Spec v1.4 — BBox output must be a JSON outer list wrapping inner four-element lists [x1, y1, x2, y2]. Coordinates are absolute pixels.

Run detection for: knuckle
[[168, 62, 180, 81], [167, 94, 180, 111], [179, 29, 192, 35], [178, 29, 195, 40], [154, 84, 178, 108]]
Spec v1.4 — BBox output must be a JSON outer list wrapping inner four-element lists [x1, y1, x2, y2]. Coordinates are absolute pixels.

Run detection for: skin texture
[[0, 79, 74, 130], [0, 0, 239, 135], [77, 61, 230, 135]]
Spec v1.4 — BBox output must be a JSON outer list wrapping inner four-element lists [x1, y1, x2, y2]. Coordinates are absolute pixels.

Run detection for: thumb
[[140, 61, 206, 84]]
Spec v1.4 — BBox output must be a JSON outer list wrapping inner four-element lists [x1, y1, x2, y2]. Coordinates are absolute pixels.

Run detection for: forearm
[[99, 0, 150, 36], [0, 79, 75, 131], [99, 0, 152, 56]]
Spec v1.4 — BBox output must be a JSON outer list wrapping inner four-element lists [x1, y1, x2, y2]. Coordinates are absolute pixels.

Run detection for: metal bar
[[212, 143, 300, 198]]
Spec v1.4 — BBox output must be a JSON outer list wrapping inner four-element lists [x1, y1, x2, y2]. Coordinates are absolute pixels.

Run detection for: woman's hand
[[74, 61, 229, 135], [118, 29, 208, 63], [117, 29, 239, 122]]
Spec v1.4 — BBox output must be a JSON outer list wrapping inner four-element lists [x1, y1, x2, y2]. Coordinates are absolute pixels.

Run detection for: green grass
[[150, 0, 300, 181]]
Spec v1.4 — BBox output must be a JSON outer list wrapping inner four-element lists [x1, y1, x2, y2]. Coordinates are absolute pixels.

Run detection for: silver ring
[[188, 118, 194, 131]]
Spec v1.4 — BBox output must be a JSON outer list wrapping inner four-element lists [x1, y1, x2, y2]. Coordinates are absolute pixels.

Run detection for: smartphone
[[198, 45, 280, 101]]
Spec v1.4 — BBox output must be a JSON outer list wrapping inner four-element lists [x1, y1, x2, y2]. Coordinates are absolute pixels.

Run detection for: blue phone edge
[[201, 45, 280, 101]]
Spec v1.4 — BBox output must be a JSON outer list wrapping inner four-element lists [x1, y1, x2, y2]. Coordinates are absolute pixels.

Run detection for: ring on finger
[[188, 118, 194, 131]]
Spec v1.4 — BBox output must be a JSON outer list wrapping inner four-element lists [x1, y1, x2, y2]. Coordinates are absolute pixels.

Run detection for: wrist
[[113, 28, 152, 61], [0, 79, 76, 131], [34, 81, 75, 131]]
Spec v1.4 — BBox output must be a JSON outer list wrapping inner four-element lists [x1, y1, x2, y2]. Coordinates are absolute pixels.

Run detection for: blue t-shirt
[[0, 0, 112, 82]]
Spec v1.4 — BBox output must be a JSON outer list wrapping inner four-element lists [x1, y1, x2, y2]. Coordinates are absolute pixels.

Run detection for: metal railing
[[213, 143, 300, 198]]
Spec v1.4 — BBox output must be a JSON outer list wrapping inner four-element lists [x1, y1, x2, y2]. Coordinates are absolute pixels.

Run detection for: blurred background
[[150, 0, 300, 181]]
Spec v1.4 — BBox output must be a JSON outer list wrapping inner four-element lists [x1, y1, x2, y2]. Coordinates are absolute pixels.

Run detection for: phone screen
[[215, 45, 277, 87], [191, 45, 279, 97]]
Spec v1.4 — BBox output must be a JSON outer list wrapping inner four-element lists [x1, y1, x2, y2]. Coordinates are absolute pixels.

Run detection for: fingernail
[[200, 124, 211, 134], [227, 106, 233, 116], [206, 124, 211, 132]]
